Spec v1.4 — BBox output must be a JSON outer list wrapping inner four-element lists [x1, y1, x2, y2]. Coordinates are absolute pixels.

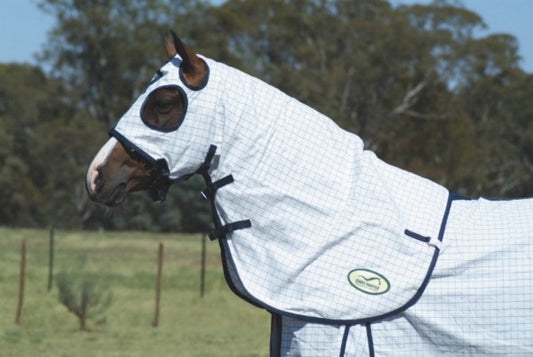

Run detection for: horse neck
[[215, 62, 291, 155]]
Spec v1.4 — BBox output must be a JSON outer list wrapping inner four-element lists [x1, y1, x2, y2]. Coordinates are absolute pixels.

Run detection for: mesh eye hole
[[141, 85, 187, 132]]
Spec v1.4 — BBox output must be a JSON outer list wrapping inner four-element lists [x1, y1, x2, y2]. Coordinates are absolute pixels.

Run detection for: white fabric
[[112, 54, 533, 353], [278, 197, 533, 356], [275, 316, 370, 356], [114, 55, 450, 321], [114, 58, 223, 180]]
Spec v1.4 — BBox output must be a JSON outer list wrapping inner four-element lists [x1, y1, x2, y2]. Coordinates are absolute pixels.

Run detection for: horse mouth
[[105, 183, 127, 206], [86, 181, 127, 207]]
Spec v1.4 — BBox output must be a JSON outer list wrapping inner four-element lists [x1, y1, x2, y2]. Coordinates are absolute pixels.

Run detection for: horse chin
[[104, 183, 128, 207], [85, 179, 129, 207]]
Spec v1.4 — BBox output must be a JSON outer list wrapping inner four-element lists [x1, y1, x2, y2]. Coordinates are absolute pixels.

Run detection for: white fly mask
[[111, 53, 453, 323], [111, 56, 222, 200]]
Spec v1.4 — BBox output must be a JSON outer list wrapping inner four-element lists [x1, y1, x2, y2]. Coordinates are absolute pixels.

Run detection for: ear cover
[[179, 61, 210, 91], [162, 31, 177, 58], [164, 30, 208, 88]]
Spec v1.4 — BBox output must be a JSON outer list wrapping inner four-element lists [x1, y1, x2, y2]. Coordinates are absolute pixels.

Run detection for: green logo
[[347, 269, 390, 295]]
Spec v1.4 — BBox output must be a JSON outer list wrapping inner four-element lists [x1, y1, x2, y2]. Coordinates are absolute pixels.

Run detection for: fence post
[[200, 233, 206, 297], [15, 239, 26, 325], [152, 242, 164, 327], [47, 226, 55, 291]]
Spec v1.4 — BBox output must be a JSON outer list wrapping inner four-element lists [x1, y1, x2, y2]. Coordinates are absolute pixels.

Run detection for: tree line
[[1, 0, 531, 231]]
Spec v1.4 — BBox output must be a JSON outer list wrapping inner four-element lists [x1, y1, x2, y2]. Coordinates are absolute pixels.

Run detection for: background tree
[[203, 0, 530, 197], [37, 0, 212, 231], [0, 0, 529, 230]]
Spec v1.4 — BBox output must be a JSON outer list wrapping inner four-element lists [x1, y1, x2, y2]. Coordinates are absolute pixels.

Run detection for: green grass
[[0, 228, 270, 356]]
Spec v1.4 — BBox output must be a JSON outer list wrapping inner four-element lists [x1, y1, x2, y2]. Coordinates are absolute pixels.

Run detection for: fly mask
[[110, 55, 222, 201]]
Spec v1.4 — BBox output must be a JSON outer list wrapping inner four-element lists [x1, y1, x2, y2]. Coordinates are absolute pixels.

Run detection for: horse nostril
[[94, 166, 104, 193]]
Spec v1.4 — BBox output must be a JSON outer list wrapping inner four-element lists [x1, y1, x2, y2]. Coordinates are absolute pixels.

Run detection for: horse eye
[[140, 85, 187, 132], [155, 100, 174, 114]]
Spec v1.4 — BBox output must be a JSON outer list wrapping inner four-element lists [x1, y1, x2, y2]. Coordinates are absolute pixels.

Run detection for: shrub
[[56, 271, 113, 331]]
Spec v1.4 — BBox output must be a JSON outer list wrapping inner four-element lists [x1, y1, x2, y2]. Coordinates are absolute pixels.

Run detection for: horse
[[86, 31, 533, 356]]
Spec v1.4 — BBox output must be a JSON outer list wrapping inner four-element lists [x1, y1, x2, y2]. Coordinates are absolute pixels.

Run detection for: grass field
[[0, 228, 270, 356]]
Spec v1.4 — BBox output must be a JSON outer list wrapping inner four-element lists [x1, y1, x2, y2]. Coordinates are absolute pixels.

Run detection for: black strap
[[196, 145, 218, 174], [201, 175, 234, 200], [208, 220, 252, 241], [339, 325, 351, 357], [196, 145, 251, 241], [147, 158, 172, 202], [269, 313, 282, 357], [366, 323, 375, 357]]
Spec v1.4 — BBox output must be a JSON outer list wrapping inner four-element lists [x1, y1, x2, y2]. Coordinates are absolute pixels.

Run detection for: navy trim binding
[[213, 191, 458, 325], [140, 84, 188, 133], [178, 58, 210, 91], [110, 128, 157, 166], [193, 145, 260, 306]]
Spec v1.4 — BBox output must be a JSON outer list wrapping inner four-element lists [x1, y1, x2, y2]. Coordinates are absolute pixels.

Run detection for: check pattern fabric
[[275, 197, 533, 356], [112, 54, 533, 356]]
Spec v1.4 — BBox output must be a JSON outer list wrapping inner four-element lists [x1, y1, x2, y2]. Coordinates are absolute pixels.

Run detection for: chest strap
[[196, 144, 218, 175], [209, 220, 252, 241], [201, 175, 234, 200], [197, 145, 251, 241]]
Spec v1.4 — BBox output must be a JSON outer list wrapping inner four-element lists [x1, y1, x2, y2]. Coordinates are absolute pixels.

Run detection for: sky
[[0, 0, 532, 73]]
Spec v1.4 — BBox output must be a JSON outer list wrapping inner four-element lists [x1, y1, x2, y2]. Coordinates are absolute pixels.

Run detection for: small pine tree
[[56, 272, 112, 331]]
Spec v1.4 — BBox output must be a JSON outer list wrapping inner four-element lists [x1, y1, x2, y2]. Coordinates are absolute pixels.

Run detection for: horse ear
[[162, 30, 207, 87], [162, 31, 177, 57]]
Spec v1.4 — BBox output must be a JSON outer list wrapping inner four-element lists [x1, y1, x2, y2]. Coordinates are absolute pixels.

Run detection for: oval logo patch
[[348, 269, 390, 295]]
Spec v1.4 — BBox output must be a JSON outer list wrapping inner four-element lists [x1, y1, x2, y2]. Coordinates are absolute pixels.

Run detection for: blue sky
[[1, 0, 532, 73]]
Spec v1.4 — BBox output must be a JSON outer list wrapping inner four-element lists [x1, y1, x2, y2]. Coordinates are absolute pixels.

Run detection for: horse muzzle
[[86, 137, 173, 206]]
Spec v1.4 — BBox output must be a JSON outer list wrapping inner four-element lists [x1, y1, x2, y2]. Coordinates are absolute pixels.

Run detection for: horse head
[[86, 32, 210, 206]]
